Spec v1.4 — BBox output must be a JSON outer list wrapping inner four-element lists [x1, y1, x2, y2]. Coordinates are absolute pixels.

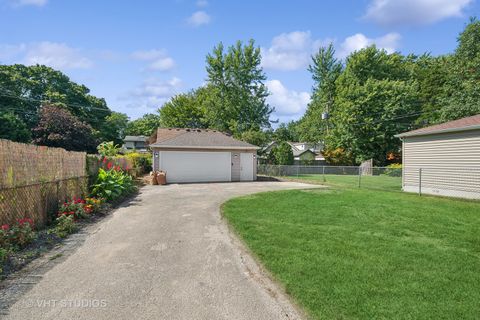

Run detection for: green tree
[[158, 89, 209, 128], [126, 113, 161, 136], [240, 129, 269, 147], [299, 44, 342, 143], [32, 104, 97, 152], [273, 121, 299, 142], [271, 141, 294, 165], [99, 112, 129, 145], [205, 40, 273, 135], [0, 65, 111, 132], [326, 47, 420, 165], [0, 112, 31, 143], [439, 18, 480, 121]]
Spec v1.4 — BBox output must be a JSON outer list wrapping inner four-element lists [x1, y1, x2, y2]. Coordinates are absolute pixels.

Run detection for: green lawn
[[222, 188, 480, 319], [294, 174, 402, 192]]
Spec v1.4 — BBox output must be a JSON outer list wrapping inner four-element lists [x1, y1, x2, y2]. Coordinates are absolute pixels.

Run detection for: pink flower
[[1, 224, 9, 231], [107, 162, 113, 170]]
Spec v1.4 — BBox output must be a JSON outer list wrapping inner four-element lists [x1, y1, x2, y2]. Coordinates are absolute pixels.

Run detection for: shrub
[[271, 142, 294, 165], [97, 141, 120, 157], [91, 168, 135, 201], [53, 215, 78, 238], [58, 198, 91, 220], [384, 163, 402, 177], [124, 152, 152, 174], [0, 219, 36, 249], [85, 197, 104, 214]]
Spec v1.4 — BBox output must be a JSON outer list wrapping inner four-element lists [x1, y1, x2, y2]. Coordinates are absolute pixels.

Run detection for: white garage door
[[160, 151, 231, 183]]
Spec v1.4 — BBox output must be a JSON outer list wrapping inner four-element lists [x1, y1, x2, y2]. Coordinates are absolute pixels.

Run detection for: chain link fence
[[258, 164, 480, 199], [258, 165, 402, 192], [0, 139, 87, 227]]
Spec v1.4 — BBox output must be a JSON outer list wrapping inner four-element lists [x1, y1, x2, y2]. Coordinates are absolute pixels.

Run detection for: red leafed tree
[[33, 104, 97, 152]]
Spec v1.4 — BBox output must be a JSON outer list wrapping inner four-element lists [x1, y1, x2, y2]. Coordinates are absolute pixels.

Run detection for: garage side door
[[160, 151, 231, 183]]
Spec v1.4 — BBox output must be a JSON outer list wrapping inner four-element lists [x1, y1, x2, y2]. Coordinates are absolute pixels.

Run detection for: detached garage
[[149, 128, 259, 183], [396, 114, 480, 199]]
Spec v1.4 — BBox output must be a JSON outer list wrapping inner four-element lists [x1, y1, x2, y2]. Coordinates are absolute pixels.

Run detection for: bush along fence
[[0, 139, 144, 273]]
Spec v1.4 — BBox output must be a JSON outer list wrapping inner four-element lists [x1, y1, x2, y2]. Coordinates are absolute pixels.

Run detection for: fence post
[[296, 165, 299, 177], [419, 168, 422, 196], [322, 166, 326, 182], [358, 166, 362, 188]]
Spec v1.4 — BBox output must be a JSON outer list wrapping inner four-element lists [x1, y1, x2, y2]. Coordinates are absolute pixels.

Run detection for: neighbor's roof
[[124, 135, 148, 142], [292, 149, 316, 157], [395, 114, 480, 138], [149, 128, 259, 149]]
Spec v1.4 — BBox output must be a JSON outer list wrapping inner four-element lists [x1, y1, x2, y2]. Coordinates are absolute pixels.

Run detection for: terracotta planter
[[156, 171, 167, 185]]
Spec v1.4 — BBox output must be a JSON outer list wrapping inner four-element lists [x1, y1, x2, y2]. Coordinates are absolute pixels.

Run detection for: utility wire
[[0, 87, 111, 113]]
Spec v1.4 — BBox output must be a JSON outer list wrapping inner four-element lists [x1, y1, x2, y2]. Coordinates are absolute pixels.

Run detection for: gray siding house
[[123, 136, 148, 151], [395, 114, 480, 199], [149, 128, 258, 183]]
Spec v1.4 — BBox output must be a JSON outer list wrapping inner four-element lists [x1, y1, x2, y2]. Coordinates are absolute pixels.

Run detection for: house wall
[[402, 129, 480, 199]]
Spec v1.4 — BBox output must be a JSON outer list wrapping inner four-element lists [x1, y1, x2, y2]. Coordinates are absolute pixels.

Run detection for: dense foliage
[[270, 142, 294, 165], [0, 64, 124, 146], [91, 168, 135, 201], [156, 40, 273, 139], [297, 18, 480, 165], [125, 113, 160, 136], [33, 104, 97, 152]]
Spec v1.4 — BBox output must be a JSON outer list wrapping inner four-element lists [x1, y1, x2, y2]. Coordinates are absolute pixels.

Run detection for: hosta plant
[[91, 168, 135, 201]]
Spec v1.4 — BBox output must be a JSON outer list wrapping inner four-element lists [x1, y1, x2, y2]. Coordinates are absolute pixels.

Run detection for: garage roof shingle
[[395, 114, 480, 138], [149, 128, 259, 149]]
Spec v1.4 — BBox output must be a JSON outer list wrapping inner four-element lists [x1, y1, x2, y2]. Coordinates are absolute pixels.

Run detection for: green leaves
[[91, 168, 135, 201], [204, 40, 273, 135]]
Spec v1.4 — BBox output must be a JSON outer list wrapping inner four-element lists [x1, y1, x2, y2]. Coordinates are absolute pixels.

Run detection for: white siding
[[402, 129, 480, 199]]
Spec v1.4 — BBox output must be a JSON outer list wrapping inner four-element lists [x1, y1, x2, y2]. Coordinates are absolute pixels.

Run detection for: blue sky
[[1, 0, 478, 123]]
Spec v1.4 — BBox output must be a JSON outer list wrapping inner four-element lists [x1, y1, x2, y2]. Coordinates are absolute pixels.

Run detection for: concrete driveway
[[1, 181, 320, 320]]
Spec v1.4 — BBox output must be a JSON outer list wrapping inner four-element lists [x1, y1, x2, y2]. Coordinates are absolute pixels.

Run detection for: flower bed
[[1, 156, 139, 277]]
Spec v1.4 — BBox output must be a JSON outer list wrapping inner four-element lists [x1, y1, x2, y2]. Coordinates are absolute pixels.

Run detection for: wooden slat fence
[[0, 139, 87, 227]]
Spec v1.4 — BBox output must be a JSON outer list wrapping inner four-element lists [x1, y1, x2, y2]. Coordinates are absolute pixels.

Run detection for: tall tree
[[0, 64, 112, 140], [273, 121, 299, 142], [439, 18, 480, 121], [32, 104, 97, 152], [98, 112, 129, 145], [326, 46, 421, 165], [158, 88, 209, 128], [205, 40, 273, 135], [299, 44, 342, 143], [126, 113, 161, 136]]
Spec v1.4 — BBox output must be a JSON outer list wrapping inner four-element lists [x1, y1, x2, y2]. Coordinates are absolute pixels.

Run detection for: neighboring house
[[149, 128, 259, 183], [262, 141, 325, 163], [123, 135, 148, 151], [395, 114, 480, 199]]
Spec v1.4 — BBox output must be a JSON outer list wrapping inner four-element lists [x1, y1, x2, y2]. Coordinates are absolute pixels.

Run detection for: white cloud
[[338, 32, 401, 58], [196, 0, 208, 7], [126, 77, 183, 111], [364, 0, 472, 26], [187, 11, 211, 27], [131, 49, 175, 71], [266, 80, 310, 117], [11, 0, 47, 7], [261, 31, 330, 71], [0, 42, 93, 69]]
